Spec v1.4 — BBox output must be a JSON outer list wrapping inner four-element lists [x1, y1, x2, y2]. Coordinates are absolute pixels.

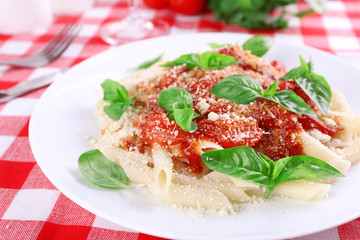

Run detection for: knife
[[0, 70, 66, 103]]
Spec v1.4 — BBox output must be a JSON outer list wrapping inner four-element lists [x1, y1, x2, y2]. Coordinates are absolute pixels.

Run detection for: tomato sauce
[[278, 80, 343, 136], [122, 46, 343, 174]]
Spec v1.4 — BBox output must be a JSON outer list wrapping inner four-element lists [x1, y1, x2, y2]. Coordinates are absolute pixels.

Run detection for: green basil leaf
[[211, 74, 263, 104], [283, 55, 331, 116], [201, 146, 273, 187], [103, 97, 134, 121], [208, 42, 232, 49], [242, 35, 274, 57], [208, 0, 297, 30], [101, 79, 128, 102], [295, 72, 332, 116], [262, 80, 278, 97], [158, 87, 193, 114], [161, 53, 200, 69], [282, 67, 302, 81], [158, 87, 199, 133], [299, 55, 311, 76], [202, 146, 345, 199], [135, 54, 162, 69], [78, 149, 132, 189], [101, 79, 135, 121], [162, 52, 237, 70], [258, 152, 275, 170], [199, 51, 238, 69], [282, 56, 310, 81], [173, 108, 197, 133], [294, 9, 315, 18], [275, 155, 344, 185], [189, 121, 198, 133], [264, 90, 317, 118]]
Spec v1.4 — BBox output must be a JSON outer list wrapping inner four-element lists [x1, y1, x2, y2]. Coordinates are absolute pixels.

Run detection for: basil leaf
[[158, 87, 193, 114], [189, 121, 198, 133], [211, 75, 263, 104], [264, 90, 317, 119], [295, 73, 331, 116], [208, 42, 232, 49], [300, 55, 311, 76], [158, 87, 199, 133], [202, 146, 345, 198], [199, 51, 238, 69], [101, 79, 135, 121], [275, 155, 344, 185], [161, 53, 200, 69], [212, 74, 317, 118], [161, 52, 237, 70], [201, 146, 273, 187], [294, 9, 316, 18], [283, 55, 332, 115], [208, 0, 310, 30], [173, 108, 197, 133], [282, 56, 310, 80], [242, 35, 274, 57], [135, 54, 162, 69], [262, 80, 278, 97], [103, 97, 134, 121], [78, 149, 132, 189], [101, 79, 128, 102]]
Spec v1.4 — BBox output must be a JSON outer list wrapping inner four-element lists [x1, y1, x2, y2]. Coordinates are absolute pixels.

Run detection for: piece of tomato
[[169, 0, 206, 15], [144, 0, 168, 9]]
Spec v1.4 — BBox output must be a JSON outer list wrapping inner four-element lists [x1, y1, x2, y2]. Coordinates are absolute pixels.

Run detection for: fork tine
[[41, 22, 75, 54], [46, 24, 81, 61]]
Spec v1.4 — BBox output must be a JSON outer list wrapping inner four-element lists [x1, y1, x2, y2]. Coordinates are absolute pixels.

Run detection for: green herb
[[207, 0, 325, 30], [158, 87, 200, 133], [78, 149, 132, 189], [133, 54, 163, 70], [294, 9, 316, 18], [211, 75, 317, 118], [209, 35, 273, 57], [208, 42, 232, 49], [162, 54, 200, 69], [101, 79, 135, 121], [161, 51, 238, 70], [283, 55, 331, 116], [242, 35, 274, 57], [201, 146, 344, 198]]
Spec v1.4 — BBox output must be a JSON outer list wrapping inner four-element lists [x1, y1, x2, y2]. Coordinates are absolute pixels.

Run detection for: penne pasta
[[152, 144, 174, 193], [92, 44, 360, 215], [272, 180, 331, 201]]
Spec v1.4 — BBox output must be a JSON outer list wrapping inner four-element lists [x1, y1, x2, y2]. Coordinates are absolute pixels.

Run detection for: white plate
[[29, 33, 360, 240]]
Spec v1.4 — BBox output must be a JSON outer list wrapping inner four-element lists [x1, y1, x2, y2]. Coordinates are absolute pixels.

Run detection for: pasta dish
[[80, 37, 360, 215]]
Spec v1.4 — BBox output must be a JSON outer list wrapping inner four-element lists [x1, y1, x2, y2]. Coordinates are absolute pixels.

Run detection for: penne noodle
[[92, 45, 360, 215]]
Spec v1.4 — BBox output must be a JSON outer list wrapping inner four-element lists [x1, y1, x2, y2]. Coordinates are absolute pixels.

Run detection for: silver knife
[[0, 69, 66, 103]]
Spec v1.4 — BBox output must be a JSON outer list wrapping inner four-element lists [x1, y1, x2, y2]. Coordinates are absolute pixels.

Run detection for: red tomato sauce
[[122, 46, 343, 174]]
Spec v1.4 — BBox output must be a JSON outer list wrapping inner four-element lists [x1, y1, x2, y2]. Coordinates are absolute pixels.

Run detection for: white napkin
[[0, 0, 53, 35], [0, 0, 95, 35], [51, 0, 95, 16]]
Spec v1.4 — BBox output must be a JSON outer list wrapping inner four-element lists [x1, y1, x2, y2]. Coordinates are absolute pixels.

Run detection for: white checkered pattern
[[0, 1, 360, 240]]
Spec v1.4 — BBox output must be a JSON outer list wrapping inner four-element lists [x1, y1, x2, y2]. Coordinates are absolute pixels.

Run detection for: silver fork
[[0, 22, 81, 68]]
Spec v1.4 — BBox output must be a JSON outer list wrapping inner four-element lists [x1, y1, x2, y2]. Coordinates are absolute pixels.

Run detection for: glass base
[[99, 18, 170, 45]]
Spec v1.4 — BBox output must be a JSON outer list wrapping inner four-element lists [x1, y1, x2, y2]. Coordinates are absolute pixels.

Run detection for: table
[[0, 0, 360, 239]]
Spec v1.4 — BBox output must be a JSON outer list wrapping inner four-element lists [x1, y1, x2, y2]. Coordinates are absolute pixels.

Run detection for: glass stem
[[126, 0, 142, 22]]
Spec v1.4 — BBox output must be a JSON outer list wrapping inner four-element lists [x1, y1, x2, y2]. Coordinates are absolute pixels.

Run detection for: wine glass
[[99, 0, 170, 45]]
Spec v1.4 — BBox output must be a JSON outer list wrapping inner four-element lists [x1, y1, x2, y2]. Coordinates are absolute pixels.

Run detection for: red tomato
[[169, 0, 206, 15], [144, 0, 168, 9]]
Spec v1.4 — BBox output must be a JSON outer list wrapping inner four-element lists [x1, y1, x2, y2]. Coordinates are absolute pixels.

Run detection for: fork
[[0, 22, 81, 68]]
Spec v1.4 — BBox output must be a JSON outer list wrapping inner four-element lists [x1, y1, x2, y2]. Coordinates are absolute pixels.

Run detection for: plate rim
[[29, 32, 360, 240]]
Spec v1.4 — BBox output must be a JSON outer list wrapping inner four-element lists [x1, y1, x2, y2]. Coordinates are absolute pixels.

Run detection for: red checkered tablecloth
[[1, 1, 360, 239]]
